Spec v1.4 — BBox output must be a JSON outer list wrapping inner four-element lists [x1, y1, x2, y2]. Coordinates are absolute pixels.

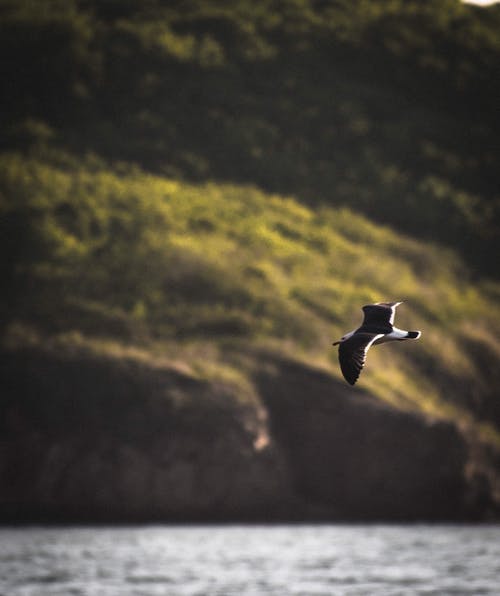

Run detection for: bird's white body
[[374, 327, 417, 343], [339, 327, 413, 344]]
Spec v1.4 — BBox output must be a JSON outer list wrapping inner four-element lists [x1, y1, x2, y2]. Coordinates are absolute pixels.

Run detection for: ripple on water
[[0, 525, 499, 596]]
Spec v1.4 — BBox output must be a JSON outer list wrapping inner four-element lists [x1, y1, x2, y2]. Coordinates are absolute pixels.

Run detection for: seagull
[[332, 302, 421, 385]]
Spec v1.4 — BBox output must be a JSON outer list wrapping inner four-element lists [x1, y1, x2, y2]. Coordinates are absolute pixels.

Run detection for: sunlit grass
[[2, 151, 500, 446]]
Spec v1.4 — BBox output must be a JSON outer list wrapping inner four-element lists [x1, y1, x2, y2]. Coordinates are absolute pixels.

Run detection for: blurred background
[[1, 0, 500, 527]]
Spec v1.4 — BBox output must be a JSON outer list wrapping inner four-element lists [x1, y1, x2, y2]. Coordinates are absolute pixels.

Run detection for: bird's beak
[[332, 340, 340, 346]]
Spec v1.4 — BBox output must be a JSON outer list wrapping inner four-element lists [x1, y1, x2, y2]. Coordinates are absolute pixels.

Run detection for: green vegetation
[[1, 0, 499, 447], [2, 151, 500, 444], [1, 0, 499, 273]]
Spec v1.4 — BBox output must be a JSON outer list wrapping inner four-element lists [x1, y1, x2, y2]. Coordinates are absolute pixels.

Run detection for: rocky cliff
[[1, 344, 496, 523]]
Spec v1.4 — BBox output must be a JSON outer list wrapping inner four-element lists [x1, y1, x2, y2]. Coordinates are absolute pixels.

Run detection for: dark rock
[[0, 346, 291, 522], [254, 355, 474, 521], [0, 345, 496, 522]]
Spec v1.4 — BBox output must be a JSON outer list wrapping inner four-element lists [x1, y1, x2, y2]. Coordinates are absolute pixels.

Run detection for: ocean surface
[[0, 524, 499, 595]]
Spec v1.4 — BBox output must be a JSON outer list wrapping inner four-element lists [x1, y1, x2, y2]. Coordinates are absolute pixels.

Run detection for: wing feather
[[338, 333, 383, 385], [362, 302, 401, 328]]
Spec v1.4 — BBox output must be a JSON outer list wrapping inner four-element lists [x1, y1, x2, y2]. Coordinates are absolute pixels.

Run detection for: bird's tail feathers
[[406, 331, 421, 339]]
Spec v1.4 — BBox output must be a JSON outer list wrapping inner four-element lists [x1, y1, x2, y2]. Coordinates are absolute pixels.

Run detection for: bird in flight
[[332, 302, 421, 385]]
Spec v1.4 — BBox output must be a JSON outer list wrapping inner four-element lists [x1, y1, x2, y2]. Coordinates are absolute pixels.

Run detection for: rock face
[[0, 346, 496, 522], [0, 347, 291, 522], [254, 357, 472, 521]]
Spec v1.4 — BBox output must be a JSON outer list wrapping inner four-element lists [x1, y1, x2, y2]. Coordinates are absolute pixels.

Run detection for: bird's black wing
[[338, 332, 383, 385], [361, 302, 401, 330]]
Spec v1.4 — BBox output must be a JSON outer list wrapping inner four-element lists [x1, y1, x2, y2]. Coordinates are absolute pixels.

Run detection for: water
[[0, 525, 499, 595]]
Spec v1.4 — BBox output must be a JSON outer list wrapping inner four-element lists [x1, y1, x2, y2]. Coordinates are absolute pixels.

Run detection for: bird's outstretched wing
[[338, 332, 383, 385], [362, 302, 402, 330]]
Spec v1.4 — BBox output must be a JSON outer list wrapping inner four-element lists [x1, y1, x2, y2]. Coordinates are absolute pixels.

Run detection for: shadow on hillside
[[1, 343, 497, 522], [1, 8, 498, 276], [251, 352, 497, 520]]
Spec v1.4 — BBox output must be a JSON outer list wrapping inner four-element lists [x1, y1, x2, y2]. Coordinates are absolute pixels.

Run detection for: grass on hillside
[[1, 0, 499, 276], [2, 150, 500, 446]]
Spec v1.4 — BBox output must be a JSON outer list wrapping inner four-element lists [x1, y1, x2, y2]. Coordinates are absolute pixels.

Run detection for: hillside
[[2, 0, 499, 273], [2, 155, 500, 520], [1, 0, 500, 521]]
